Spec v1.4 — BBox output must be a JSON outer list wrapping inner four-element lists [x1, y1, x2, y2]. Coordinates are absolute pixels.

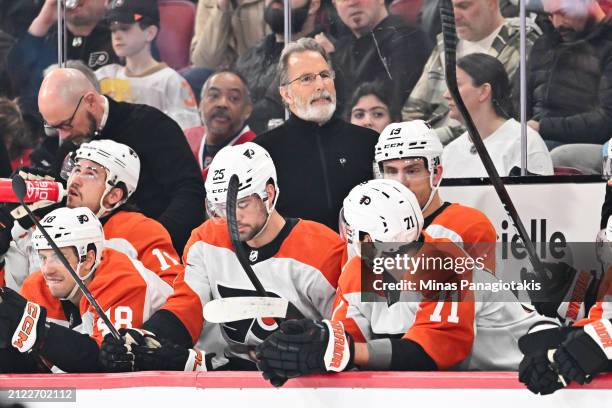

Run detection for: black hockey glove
[[517, 322, 570, 395], [110, 329, 215, 371], [521, 261, 597, 322], [0, 287, 47, 353], [255, 319, 354, 384], [553, 320, 612, 385], [99, 328, 137, 372]]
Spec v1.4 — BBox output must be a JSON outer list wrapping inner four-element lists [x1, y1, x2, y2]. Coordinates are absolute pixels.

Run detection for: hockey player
[[4, 139, 181, 289], [255, 179, 554, 383], [98, 142, 345, 372], [375, 120, 496, 271], [95, 0, 200, 129], [0, 207, 172, 373]]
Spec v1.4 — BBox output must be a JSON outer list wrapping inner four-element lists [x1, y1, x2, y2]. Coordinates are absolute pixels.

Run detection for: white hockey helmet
[[375, 120, 443, 173], [205, 142, 278, 219], [32, 207, 105, 266], [340, 179, 424, 257], [375, 121, 443, 211], [66, 139, 140, 217]]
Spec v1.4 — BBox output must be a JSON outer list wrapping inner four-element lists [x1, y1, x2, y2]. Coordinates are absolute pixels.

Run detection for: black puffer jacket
[[527, 19, 612, 144]]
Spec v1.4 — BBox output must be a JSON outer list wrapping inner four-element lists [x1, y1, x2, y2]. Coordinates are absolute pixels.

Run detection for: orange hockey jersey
[[20, 247, 172, 345], [333, 232, 554, 370], [161, 218, 344, 356], [425, 202, 497, 272]]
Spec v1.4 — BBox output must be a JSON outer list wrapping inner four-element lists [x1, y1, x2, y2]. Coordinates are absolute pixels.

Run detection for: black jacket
[[332, 14, 431, 111], [254, 114, 378, 230], [7, 23, 119, 114], [36, 98, 205, 253], [527, 18, 612, 144]]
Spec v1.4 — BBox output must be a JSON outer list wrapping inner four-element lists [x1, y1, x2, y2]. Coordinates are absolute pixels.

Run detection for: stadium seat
[[389, 0, 423, 25], [553, 166, 584, 176], [157, 0, 196, 71]]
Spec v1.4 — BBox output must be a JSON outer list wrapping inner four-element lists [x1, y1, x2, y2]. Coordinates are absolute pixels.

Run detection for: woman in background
[[347, 82, 400, 134], [442, 53, 553, 178]]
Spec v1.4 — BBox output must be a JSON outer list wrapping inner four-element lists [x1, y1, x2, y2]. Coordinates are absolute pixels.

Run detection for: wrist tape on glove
[[185, 349, 207, 371], [584, 319, 612, 360], [322, 320, 350, 372], [12, 302, 42, 353]]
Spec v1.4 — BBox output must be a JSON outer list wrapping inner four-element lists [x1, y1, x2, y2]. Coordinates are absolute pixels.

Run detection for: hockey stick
[[203, 297, 289, 323], [225, 174, 303, 322], [439, 0, 545, 276], [11, 175, 121, 340]]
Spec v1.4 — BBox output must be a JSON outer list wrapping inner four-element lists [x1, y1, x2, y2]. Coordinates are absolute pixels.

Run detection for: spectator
[[315, 0, 430, 112], [442, 53, 553, 178], [418, 0, 521, 44], [95, 0, 201, 129], [7, 0, 120, 115], [37, 68, 205, 253], [0, 29, 14, 97], [0, 97, 33, 171], [347, 81, 399, 133], [527, 0, 612, 174], [236, 0, 322, 133], [184, 70, 256, 180], [190, 0, 267, 70], [254, 38, 378, 230], [403, 0, 541, 145]]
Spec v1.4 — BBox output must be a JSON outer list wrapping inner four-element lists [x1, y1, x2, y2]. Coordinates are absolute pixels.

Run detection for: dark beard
[[264, 0, 311, 35]]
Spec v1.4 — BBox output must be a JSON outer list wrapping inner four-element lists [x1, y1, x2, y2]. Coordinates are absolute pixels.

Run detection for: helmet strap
[[61, 261, 97, 302]]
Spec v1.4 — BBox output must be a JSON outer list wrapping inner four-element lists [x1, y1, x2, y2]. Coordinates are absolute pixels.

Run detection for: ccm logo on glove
[[324, 320, 350, 371], [12, 302, 41, 352], [585, 319, 612, 359]]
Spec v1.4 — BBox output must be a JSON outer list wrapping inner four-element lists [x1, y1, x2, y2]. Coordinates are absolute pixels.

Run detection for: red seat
[[389, 0, 423, 25], [157, 0, 196, 70], [553, 166, 584, 176]]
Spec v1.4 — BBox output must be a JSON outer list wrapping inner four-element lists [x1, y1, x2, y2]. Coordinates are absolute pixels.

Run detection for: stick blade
[[11, 174, 27, 202], [203, 297, 289, 323]]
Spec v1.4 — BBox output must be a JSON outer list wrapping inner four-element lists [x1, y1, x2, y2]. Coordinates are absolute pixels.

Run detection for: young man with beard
[[97, 142, 345, 373], [3, 139, 182, 290], [184, 70, 256, 180], [254, 38, 378, 231], [7, 0, 120, 115], [314, 0, 430, 113], [236, 0, 322, 133], [526, 0, 612, 174], [35, 68, 205, 253]]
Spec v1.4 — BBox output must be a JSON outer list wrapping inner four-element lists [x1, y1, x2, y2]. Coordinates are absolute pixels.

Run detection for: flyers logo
[[217, 284, 282, 344]]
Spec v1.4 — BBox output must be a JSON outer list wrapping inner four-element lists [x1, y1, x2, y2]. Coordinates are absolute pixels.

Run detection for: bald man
[[37, 68, 205, 253]]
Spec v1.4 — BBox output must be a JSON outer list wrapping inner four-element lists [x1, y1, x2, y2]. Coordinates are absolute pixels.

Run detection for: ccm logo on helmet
[[383, 143, 404, 148], [12, 302, 40, 350], [212, 188, 228, 194]]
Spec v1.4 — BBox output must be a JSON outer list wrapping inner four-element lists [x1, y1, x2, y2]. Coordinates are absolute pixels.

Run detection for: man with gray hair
[[184, 70, 256, 180], [254, 38, 378, 230]]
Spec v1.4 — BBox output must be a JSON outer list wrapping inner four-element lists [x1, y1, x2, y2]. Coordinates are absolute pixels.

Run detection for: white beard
[[294, 101, 336, 124]]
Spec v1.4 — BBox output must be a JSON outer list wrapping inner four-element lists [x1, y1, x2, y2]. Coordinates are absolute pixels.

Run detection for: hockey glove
[[99, 328, 138, 372], [121, 329, 214, 371], [521, 261, 596, 322], [9, 167, 63, 230], [554, 320, 612, 385], [517, 321, 570, 395], [0, 287, 47, 353], [255, 319, 354, 382]]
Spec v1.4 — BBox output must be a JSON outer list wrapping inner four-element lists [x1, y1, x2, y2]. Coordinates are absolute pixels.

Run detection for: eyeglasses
[[283, 70, 335, 87], [43, 95, 85, 136]]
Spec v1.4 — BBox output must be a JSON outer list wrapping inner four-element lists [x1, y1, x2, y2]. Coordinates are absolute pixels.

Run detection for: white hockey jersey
[[333, 233, 557, 371], [95, 63, 201, 129], [179, 218, 345, 361]]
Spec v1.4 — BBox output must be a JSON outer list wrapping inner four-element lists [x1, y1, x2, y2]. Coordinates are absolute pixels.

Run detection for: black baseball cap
[[106, 0, 160, 26]]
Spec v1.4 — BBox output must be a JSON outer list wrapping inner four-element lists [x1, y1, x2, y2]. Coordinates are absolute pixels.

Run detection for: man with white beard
[[254, 38, 378, 231]]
